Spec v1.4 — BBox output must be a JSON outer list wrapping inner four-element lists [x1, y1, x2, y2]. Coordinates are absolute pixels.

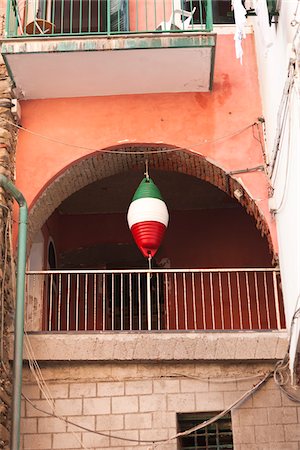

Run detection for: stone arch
[[28, 144, 274, 257]]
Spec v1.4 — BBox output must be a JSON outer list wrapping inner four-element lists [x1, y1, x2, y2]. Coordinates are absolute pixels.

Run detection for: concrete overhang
[[1, 33, 216, 99], [10, 330, 288, 362]]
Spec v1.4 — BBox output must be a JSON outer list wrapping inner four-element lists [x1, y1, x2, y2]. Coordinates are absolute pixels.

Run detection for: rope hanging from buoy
[[127, 163, 169, 259]]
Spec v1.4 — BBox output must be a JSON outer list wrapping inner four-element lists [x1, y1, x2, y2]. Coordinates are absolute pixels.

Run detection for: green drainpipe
[[0, 174, 27, 450]]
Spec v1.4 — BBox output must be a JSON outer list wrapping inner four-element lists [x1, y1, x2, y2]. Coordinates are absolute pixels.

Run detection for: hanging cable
[[0, 117, 259, 155]]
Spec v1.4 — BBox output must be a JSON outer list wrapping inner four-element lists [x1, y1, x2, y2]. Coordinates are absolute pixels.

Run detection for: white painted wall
[[252, 0, 300, 378]]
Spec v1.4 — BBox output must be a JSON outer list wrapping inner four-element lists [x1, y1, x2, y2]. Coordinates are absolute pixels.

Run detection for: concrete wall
[[20, 360, 300, 450]]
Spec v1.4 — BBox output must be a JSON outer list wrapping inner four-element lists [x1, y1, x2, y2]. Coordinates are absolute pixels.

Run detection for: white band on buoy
[[127, 197, 169, 229]]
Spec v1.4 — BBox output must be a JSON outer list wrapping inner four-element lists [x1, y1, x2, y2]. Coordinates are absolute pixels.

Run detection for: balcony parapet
[[10, 330, 288, 362]]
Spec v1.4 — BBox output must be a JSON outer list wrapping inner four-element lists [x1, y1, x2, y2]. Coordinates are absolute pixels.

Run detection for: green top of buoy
[[132, 177, 163, 202]]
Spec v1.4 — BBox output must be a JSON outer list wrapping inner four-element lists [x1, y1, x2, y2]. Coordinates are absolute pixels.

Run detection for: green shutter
[[110, 0, 129, 32]]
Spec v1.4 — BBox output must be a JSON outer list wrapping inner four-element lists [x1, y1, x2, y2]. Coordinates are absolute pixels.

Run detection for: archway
[[27, 144, 275, 256]]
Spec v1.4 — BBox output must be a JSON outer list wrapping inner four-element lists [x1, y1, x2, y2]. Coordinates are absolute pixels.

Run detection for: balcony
[[2, 0, 216, 99], [25, 268, 285, 333]]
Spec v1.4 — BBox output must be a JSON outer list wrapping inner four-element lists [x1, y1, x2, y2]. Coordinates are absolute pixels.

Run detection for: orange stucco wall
[[15, 33, 276, 250]]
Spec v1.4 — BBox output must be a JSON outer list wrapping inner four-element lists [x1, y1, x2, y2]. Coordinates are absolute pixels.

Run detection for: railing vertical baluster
[[112, 273, 115, 331], [102, 274, 106, 331], [146, 271, 152, 330], [88, 0, 91, 32], [66, 274, 70, 331], [97, 0, 101, 33], [209, 272, 215, 329], [84, 274, 88, 330], [93, 274, 97, 331], [145, 0, 148, 31], [156, 273, 160, 330], [51, 0, 56, 34], [236, 272, 243, 329], [273, 271, 281, 329], [70, 0, 73, 33], [263, 271, 271, 329], [135, 0, 138, 32], [129, 274, 132, 331], [120, 273, 124, 331], [57, 273, 62, 331], [163, 0, 166, 26], [107, 0, 111, 35], [138, 273, 141, 331], [5, 0, 11, 37], [218, 272, 224, 330], [79, 0, 83, 34], [165, 273, 169, 330], [183, 273, 188, 330], [154, 0, 157, 29], [25, 273, 30, 331], [61, 0, 65, 34], [192, 272, 197, 330], [48, 273, 53, 331], [200, 272, 206, 329], [205, 0, 213, 32], [199, 0, 203, 29], [75, 273, 79, 331], [245, 272, 252, 329], [227, 272, 233, 329], [174, 273, 178, 330], [254, 271, 261, 329]]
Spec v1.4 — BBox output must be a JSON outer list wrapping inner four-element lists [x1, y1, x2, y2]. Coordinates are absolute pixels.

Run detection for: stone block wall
[[20, 361, 300, 450]]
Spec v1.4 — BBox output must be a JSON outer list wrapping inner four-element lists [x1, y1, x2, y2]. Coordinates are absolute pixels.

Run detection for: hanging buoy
[[127, 176, 169, 258]]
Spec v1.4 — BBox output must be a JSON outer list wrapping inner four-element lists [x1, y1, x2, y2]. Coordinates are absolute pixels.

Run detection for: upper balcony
[[2, 0, 216, 99]]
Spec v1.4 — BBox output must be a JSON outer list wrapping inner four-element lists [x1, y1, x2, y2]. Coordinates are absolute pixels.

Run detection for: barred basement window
[[177, 412, 234, 450]]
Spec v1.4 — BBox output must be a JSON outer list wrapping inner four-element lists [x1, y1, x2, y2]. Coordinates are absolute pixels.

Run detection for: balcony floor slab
[[1, 33, 216, 99]]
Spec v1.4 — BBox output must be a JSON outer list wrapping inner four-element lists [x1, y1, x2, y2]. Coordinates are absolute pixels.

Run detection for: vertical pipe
[[0, 175, 27, 450]]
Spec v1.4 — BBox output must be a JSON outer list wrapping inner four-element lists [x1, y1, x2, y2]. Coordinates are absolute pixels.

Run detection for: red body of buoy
[[131, 221, 166, 258]]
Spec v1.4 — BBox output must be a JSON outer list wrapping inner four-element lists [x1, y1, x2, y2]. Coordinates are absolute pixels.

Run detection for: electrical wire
[[1, 117, 259, 155], [0, 205, 11, 362], [152, 371, 273, 449], [167, 372, 270, 383], [270, 79, 298, 214]]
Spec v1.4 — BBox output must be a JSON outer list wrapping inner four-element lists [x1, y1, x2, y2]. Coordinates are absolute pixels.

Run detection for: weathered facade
[[0, 0, 299, 448]]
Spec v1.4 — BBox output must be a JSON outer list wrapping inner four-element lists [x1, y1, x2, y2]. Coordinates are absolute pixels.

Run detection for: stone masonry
[[0, 62, 17, 449], [20, 361, 300, 450]]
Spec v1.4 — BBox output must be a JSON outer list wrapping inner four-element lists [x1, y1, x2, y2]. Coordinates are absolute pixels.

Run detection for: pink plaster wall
[[15, 34, 276, 250]]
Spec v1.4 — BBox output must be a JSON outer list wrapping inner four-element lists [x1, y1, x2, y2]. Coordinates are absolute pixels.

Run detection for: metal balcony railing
[[5, 0, 213, 38], [25, 268, 285, 332]]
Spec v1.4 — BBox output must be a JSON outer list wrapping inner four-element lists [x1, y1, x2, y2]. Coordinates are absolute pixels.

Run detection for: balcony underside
[[2, 33, 216, 99], [10, 331, 288, 362]]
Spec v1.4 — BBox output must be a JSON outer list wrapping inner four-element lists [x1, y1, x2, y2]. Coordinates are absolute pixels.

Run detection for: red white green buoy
[[127, 175, 169, 258]]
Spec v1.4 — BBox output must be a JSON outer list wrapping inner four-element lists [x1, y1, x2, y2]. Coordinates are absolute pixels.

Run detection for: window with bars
[[177, 412, 234, 450]]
